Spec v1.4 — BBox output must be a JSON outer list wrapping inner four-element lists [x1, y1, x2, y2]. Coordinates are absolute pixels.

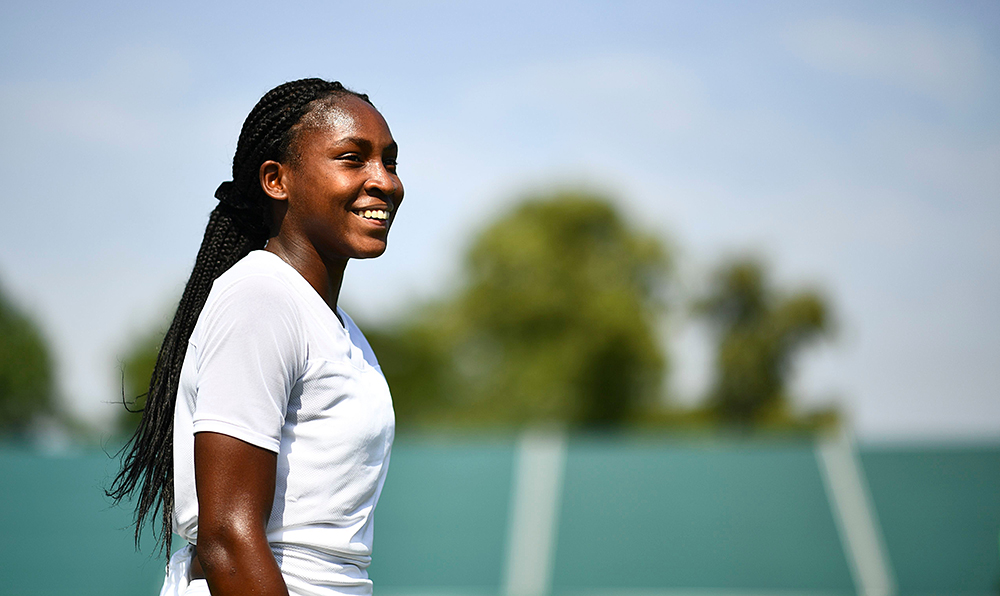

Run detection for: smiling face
[[268, 94, 403, 263]]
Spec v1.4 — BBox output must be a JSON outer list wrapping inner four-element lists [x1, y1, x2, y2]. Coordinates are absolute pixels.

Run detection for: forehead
[[296, 95, 393, 147]]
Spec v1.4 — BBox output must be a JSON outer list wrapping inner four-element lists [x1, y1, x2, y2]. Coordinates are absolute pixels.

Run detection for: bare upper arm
[[194, 431, 277, 540], [193, 432, 287, 594]]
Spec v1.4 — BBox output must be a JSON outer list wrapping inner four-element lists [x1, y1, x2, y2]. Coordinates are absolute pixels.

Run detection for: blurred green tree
[[362, 311, 459, 427], [696, 259, 832, 426], [367, 190, 672, 428], [118, 196, 840, 434], [0, 284, 55, 432]]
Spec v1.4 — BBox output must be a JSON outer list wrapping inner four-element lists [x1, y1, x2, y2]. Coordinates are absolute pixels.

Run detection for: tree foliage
[[0, 285, 55, 432], [696, 259, 832, 426], [367, 190, 672, 429], [118, 194, 840, 435]]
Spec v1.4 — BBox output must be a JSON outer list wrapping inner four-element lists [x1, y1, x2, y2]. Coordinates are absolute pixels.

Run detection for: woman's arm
[[194, 431, 289, 596]]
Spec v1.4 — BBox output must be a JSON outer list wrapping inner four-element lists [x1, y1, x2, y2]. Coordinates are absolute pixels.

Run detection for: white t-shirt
[[172, 250, 395, 596]]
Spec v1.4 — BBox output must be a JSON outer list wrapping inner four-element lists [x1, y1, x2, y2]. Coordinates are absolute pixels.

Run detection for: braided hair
[[108, 78, 373, 558]]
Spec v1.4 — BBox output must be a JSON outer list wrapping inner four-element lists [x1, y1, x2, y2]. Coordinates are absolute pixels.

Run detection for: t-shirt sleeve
[[191, 275, 305, 453]]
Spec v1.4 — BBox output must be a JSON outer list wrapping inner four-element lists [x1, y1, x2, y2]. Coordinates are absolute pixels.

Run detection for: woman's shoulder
[[204, 251, 304, 318]]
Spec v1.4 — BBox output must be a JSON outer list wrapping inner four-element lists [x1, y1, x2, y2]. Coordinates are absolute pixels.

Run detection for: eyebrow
[[337, 137, 398, 153]]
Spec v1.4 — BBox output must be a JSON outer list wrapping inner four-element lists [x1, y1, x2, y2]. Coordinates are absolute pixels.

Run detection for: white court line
[[502, 429, 567, 596], [816, 431, 895, 596]]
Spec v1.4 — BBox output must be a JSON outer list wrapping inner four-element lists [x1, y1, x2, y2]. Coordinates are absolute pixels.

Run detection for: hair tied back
[[214, 179, 270, 241], [214, 180, 238, 205]]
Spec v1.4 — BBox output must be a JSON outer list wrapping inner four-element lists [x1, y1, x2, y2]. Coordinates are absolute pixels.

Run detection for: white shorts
[[183, 579, 210, 595], [159, 544, 195, 596]]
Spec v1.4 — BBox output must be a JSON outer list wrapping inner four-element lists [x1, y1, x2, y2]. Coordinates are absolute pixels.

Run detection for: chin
[[353, 242, 388, 260]]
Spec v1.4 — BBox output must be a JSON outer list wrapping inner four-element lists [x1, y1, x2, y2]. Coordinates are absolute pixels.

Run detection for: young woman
[[109, 78, 403, 596]]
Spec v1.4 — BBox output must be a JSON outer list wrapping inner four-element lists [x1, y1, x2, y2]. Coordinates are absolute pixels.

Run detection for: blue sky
[[1, 0, 997, 439]]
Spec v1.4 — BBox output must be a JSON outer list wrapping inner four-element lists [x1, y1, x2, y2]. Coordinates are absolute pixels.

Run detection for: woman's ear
[[260, 160, 290, 201]]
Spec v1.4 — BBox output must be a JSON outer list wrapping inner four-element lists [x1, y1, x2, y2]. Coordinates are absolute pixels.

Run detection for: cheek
[[391, 179, 404, 205]]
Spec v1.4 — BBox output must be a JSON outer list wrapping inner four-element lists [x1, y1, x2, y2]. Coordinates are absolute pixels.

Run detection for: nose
[[365, 161, 402, 205]]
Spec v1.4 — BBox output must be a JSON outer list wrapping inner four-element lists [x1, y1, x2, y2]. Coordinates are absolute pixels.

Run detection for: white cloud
[[460, 53, 708, 139], [0, 45, 193, 150], [784, 16, 988, 105], [870, 121, 1000, 205]]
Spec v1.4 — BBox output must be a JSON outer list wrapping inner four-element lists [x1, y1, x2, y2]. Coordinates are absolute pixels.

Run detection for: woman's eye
[[337, 153, 363, 163]]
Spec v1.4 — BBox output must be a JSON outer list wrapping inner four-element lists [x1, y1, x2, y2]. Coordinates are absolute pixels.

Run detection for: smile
[[354, 209, 391, 221]]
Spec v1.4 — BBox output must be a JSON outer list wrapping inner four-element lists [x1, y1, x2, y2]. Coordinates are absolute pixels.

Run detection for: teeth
[[359, 209, 389, 220]]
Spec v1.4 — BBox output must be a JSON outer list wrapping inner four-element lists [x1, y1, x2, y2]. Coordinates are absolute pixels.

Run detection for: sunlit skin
[[191, 95, 403, 596], [263, 94, 403, 311]]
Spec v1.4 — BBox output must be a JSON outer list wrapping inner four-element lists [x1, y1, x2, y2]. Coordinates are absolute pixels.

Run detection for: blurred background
[[0, 1, 998, 594]]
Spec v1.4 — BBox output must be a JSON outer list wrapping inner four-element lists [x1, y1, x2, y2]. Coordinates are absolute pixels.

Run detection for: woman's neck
[[264, 239, 347, 313]]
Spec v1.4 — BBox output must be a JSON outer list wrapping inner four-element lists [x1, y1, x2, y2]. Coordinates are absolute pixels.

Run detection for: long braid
[[108, 78, 372, 558]]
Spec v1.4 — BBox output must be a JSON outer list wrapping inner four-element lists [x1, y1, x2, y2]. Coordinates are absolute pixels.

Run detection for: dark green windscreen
[[861, 445, 1000, 595], [369, 438, 516, 594], [3, 439, 999, 595], [0, 447, 167, 596], [551, 437, 854, 593]]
